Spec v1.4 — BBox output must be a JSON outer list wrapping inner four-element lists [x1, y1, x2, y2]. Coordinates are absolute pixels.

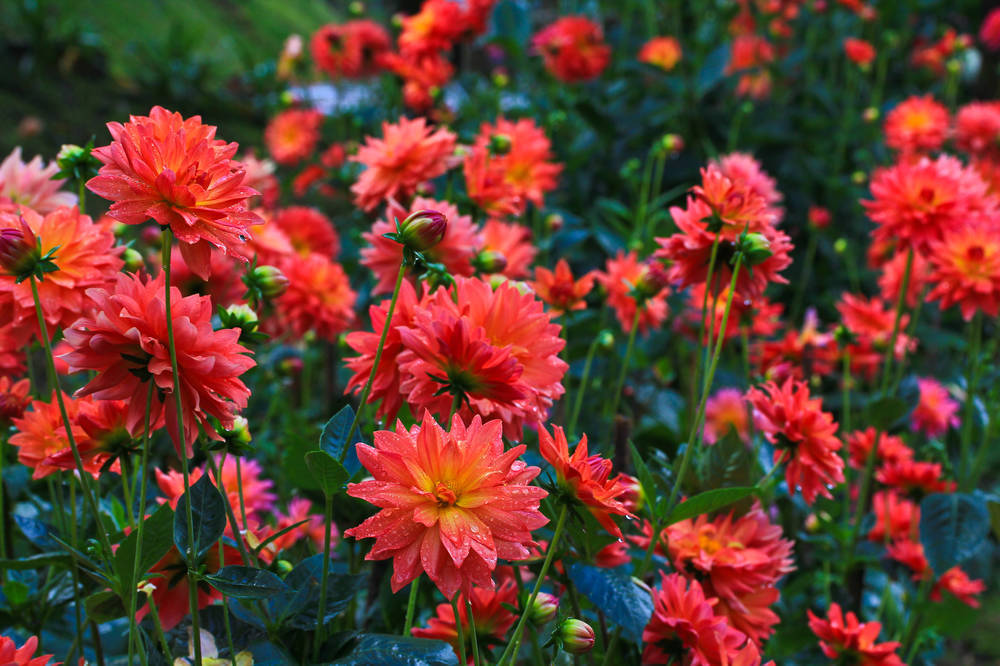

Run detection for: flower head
[[61, 271, 255, 455], [271, 252, 356, 341], [704, 388, 751, 445], [639, 36, 682, 71], [273, 206, 340, 258], [538, 424, 633, 538], [847, 427, 913, 470], [345, 412, 548, 599], [0, 147, 77, 214], [596, 251, 669, 334], [955, 101, 1000, 158], [926, 220, 1000, 320], [471, 117, 562, 215], [156, 455, 276, 525], [310, 20, 391, 78], [532, 16, 610, 82], [747, 379, 844, 503], [980, 7, 1000, 50], [412, 577, 518, 662], [264, 108, 323, 166], [532, 259, 595, 315], [477, 220, 536, 279], [884, 95, 950, 154], [844, 37, 876, 67], [351, 116, 457, 212], [910, 376, 960, 437], [0, 635, 56, 666], [807, 603, 903, 666]]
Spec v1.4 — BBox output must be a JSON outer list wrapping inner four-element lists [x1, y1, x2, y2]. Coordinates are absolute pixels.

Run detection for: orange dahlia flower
[[910, 376, 960, 437], [0, 147, 76, 214], [87, 106, 261, 279], [532, 259, 595, 315], [264, 108, 323, 166], [643, 572, 752, 666], [665, 503, 795, 645], [344, 412, 548, 599], [0, 376, 30, 424], [412, 575, 518, 661], [638, 36, 682, 71], [532, 16, 610, 82], [310, 20, 391, 79], [875, 459, 955, 494], [710, 152, 783, 222], [61, 272, 255, 455], [351, 116, 457, 212], [360, 197, 478, 294], [398, 0, 467, 55], [926, 220, 1000, 320], [273, 206, 340, 258], [11, 393, 99, 480], [462, 145, 523, 219], [863, 155, 996, 254], [0, 207, 122, 334], [884, 95, 950, 155], [747, 379, 844, 504], [836, 293, 915, 380], [471, 117, 562, 214], [595, 251, 670, 334], [751, 309, 836, 383], [807, 603, 903, 666], [0, 636, 56, 666], [271, 252, 356, 341], [381, 50, 455, 113], [538, 424, 633, 538]]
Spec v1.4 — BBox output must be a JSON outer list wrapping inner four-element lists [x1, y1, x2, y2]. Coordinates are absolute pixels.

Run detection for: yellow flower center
[[434, 481, 458, 507]]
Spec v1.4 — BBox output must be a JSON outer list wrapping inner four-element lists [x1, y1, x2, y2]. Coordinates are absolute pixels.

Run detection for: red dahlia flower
[[638, 36, 682, 71], [596, 251, 669, 334], [471, 117, 562, 214], [0, 635, 56, 666], [477, 220, 536, 279], [273, 206, 340, 258], [843, 37, 876, 66], [531, 259, 595, 315], [747, 379, 844, 503], [704, 388, 751, 445], [532, 16, 610, 83], [270, 252, 356, 342], [538, 424, 634, 538], [87, 106, 261, 279], [980, 8, 1000, 50], [61, 272, 254, 455], [807, 603, 903, 666], [926, 220, 1000, 320], [345, 412, 548, 599], [955, 101, 1000, 158], [884, 95, 950, 155], [310, 20, 391, 79], [412, 576, 518, 662], [351, 116, 457, 212], [910, 377, 960, 438], [264, 108, 323, 166], [846, 427, 913, 469]]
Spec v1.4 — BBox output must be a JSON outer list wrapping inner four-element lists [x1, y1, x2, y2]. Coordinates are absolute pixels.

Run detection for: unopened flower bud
[[488, 133, 512, 155], [122, 247, 144, 272], [348, 1, 364, 16], [216, 415, 252, 454], [251, 265, 288, 297], [396, 209, 447, 252], [545, 213, 564, 232], [660, 133, 684, 154], [738, 232, 772, 267], [851, 170, 866, 185], [0, 219, 58, 283], [55, 142, 102, 183], [276, 559, 294, 575], [862, 107, 879, 123], [634, 260, 669, 298], [557, 619, 595, 655], [598, 329, 614, 349], [833, 238, 848, 254], [807, 206, 831, 230], [805, 513, 820, 532], [473, 249, 508, 274], [528, 592, 559, 625], [491, 69, 510, 88], [617, 473, 644, 513]]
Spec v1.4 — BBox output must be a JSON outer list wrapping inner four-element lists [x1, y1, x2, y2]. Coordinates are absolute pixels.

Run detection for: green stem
[[499, 505, 569, 666], [693, 236, 721, 399], [666, 255, 744, 512], [235, 456, 250, 533], [403, 576, 420, 636], [841, 351, 852, 523], [128, 382, 155, 666], [145, 592, 174, 659], [568, 311, 608, 439], [959, 311, 983, 491], [453, 594, 468, 666], [313, 491, 334, 661], [878, 248, 913, 396], [159, 230, 201, 665], [790, 231, 818, 324], [466, 595, 482, 666], [343, 261, 407, 459], [901, 575, 933, 661], [120, 455, 135, 528], [607, 308, 641, 427], [77, 180, 86, 216]]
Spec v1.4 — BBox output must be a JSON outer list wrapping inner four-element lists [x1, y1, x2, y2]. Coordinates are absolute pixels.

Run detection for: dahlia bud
[[617, 473, 644, 513], [851, 170, 867, 185], [276, 559, 294, 575], [556, 619, 595, 655], [598, 329, 614, 349], [243, 264, 289, 308], [55, 141, 101, 184], [488, 133, 512, 155], [833, 323, 856, 347], [528, 592, 559, 626], [218, 303, 267, 343], [491, 69, 510, 88], [659, 133, 684, 154], [807, 206, 831, 230], [737, 232, 772, 267], [634, 259, 670, 298], [393, 209, 448, 253], [862, 107, 879, 123], [833, 238, 848, 254], [0, 219, 57, 283], [545, 213, 564, 232], [348, 1, 364, 16], [122, 246, 145, 273], [214, 415, 253, 454], [473, 249, 508, 274]]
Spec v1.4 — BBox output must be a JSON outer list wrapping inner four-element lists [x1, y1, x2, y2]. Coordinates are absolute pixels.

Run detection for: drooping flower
[[87, 106, 261, 280], [531, 259, 595, 315], [273, 206, 340, 258], [0, 206, 122, 334], [0, 635, 57, 666], [471, 117, 562, 214], [271, 252, 356, 341], [264, 108, 323, 166], [926, 220, 1000, 320], [596, 251, 670, 334], [884, 95, 950, 154], [843, 37, 876, 67], [665, 503, 795, 645], [0, 147, 77, 214], [361, 197, 478, 294], [345, 412, 548, 599], [747, 379, 845, 503], [538, 424, 633, 538], [807, 603, 903, 666], [61, 271, 255, 455], [532, 16, 610, 82], [350, 116, 457, 212], [910, 377, 960, 438], [310, 20, 391, 79], [477, 220, 536, 279], [412, 576, 518, 662], [955, 101, 1000, 158], [642, 572, 752, 666], [638, 36, 682, 71], [862, 155, 996, 254], [704, 388, 751, 445]]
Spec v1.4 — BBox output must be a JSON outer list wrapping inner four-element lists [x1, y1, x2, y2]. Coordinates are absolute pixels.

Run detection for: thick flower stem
[[666, 255, 744, 512], [159, 230, 202, 665], [313, 491, 334, 661], [343, 261, 407, 458], [402, 576, 420, 636], [453, 594, 468, 666], [499, 504, 569, 666], [606, 308, 641, 428], [466, 595, 482, 666], [127, 382, 155, 666], [29, 277, 114, 558]]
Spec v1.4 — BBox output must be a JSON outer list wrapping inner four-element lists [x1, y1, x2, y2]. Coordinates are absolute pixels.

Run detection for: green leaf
[[115, 502, 174, 584], [204, 565, 288, 599], [251, 519, 310, 558], [306, 450, 350, 497], [331, 634, 457, 665], [919, 493, 990, 575], [85, 589, 126, 623], [866, 396, 910, 431], [320, 405, 361, 477], [666, 487, 756, 526], [567, 563, 653, 643], [269, 554, 364, 629], [988, 499, 1000, 542], [0, 552, 72, 570], [174, 475, 227, 562], [629, 442, 661, 519]]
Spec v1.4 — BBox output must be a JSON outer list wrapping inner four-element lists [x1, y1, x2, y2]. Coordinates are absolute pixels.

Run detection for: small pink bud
[[398, 209, 447, 252], [634, 259, 670, 297], [528, 592, 559, 625], [473, 249, 508, 274], [0, 223, 34, 275], [558, 618, 595, 655]]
